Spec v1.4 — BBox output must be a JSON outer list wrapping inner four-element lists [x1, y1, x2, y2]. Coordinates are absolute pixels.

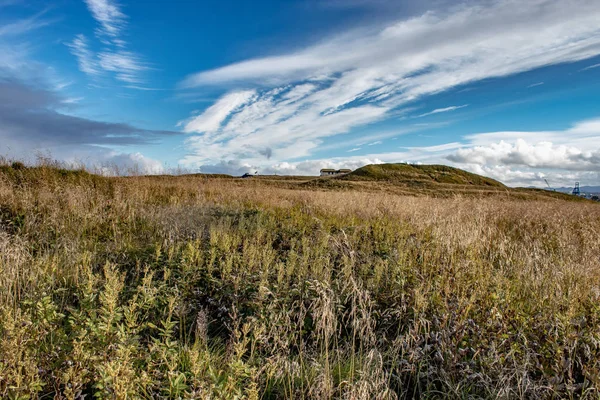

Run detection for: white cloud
[[1, 134, 165, 176], [179, 0, 600, 174], [124, 85, 164, 91], [0, 10, 52, 37], [68, 34, 102, 76], [196, 157, 389, 177], [70, 0, 148, 86], [179, 84, 388, 167], [416, 104, 468, 118], [97, 152, 165, 175], [447, 118, 600, 171], [264, 158, 386, 176], [452, 164, 600, 188], [0, 15, 81, 98], [16, 148, 166, 176], [440, 118, 600, 186], [84, 0, 126, 39], [462, 119, 600, 149], [184, 0, 600, 87], [580, 63, 600, 71], [448, 140, 600, 170], [527, 82, 544, 88], [98, 50, 148, 83], [405, 142, 464, 152], [62, 97, 84, 104], [182, 90, 256, 134], [0, 42, 30, 76], [281, 83, 318, 102], [0, 11, 56, 77]]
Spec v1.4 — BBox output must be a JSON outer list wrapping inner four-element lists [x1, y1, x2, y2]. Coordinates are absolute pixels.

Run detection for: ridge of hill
[[0, 161, 587, 202], [552, 185, 600, 194], [339, 163, 505, 187]]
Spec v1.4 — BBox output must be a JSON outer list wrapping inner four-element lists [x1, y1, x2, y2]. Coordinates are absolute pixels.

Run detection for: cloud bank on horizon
[[1, 0, 600, 186]]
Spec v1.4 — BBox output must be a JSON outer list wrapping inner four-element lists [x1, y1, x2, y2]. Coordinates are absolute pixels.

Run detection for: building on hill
[[320, 168, 352, 176]]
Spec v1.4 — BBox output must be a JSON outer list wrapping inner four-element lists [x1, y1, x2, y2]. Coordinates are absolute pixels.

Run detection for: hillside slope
[[341, 163, 505, 187], [297, 163, 585, 201]]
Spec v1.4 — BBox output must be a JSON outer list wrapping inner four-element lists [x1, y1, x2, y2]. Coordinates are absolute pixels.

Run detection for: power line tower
[[572, 182, 581, 196]]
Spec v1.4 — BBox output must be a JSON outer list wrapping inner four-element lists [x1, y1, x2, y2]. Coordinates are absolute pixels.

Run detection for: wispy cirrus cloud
[[67, 34, 101, 76], [182, 90, 256, 135], [416, 104, 468, 118], [183, 0, 600, 88], [84, 0, 126, 40], [581, 63, 600, 71], [527, 82, 544, 88], [0, 10, 60, 80], [98, 50, 148, 83], [69, 0, 149, 87], [0, 9, 53, 37], [179, 0, 600, 174]]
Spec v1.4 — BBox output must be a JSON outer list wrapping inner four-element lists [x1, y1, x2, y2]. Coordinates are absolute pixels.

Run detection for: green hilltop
[[341, 163, 505, 187]]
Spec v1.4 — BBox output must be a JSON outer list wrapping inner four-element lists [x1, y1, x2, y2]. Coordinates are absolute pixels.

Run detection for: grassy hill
[[340, 163, 505, 187], [298, 163, 584, 201]]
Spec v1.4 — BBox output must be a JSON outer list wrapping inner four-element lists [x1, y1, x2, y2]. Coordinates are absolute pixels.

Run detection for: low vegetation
[[1, 161, 599, 399], [298, 164, 580, 201], [342, 163, 505, 187]]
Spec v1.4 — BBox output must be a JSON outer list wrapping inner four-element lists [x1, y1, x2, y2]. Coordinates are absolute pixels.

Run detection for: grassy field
[[1, 162, 599, 399]]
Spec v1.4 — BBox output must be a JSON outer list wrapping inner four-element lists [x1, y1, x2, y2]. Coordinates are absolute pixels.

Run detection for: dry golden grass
[[1, 162, 599, 399]]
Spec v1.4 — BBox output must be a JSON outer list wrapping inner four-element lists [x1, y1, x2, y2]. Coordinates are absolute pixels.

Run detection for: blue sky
[[2, 0, 600, 186]]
